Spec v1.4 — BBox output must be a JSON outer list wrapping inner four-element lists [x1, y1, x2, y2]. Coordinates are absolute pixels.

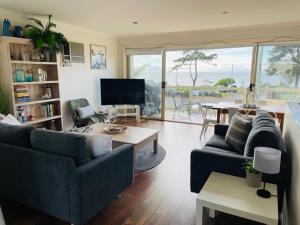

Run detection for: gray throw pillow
[[225, 113, 252, 154], [77, 105, 95, 118], [83, 133, 112, 157]]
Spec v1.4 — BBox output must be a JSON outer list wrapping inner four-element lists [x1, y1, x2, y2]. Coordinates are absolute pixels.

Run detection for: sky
[[130, 46, 299, 87]]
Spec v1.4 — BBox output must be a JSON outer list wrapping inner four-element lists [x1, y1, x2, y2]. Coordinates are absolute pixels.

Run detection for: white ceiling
[[0, 0, 300, 37]]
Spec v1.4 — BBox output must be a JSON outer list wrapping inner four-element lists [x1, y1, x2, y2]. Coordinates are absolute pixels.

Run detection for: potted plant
[[24, 15, 68, 62], [0, 88, 9, 115], [243, 160, 262, 188]]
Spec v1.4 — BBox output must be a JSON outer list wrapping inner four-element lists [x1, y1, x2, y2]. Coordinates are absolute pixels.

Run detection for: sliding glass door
[[127, 43, 300, 123], [128, 53, 163, 119], [256, 44, 300, 104]]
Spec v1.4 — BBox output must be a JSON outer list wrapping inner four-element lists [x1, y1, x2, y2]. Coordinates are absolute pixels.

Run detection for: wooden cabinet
[[0, 37, 63, 130]]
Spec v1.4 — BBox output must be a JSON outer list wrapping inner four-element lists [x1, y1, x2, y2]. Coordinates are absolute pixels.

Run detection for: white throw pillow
[[84, 133, 112, 157], [0, 114, 22, 125], [77, 105, 95, 119]]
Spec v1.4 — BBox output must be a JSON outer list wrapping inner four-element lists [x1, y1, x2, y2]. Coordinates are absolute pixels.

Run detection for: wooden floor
[[1, 120, 261, 225]]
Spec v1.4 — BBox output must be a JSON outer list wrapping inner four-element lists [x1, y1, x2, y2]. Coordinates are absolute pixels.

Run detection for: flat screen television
[[100, 79, 145, 105]]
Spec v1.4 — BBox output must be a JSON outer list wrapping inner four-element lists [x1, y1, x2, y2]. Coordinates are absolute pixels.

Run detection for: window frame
[[126, 41, 300, 103]]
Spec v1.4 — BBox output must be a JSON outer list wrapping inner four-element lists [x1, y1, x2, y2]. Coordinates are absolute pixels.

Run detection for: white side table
[[196, 172, 278, 225], [0, 207, 5, 225]]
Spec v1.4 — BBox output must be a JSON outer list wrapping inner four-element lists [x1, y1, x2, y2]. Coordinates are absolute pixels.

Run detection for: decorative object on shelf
[[15, 67, 25, 82], [243, 160, 262, 188], [33, 68, 47, 81], [13, 26, 24, 38], [90, 44, 106, 70], [48, 120, 57, 130], [31, 49, 41, 61], [25, 69, 33, 82], [17, 106, 27, 123], [2, 19, 11, 36], [253, 147, 281, 198], [0, 88, 9, 115], [41, 85, 53, 99], [24, 15, 68, 62], [22, 52, 30, 61], [104, 125, 127, 134]]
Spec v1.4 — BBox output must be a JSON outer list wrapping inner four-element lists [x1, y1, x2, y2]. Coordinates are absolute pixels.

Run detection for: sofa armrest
[[0, 143, 76, 222], [214, 124, 229, 136], [190, 147, 250, 194], [69, 144, 134, 225]]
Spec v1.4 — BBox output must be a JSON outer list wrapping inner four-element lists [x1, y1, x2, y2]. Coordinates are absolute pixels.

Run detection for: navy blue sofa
[[0, 123, 134, 225], [190, 111, 288, 212]]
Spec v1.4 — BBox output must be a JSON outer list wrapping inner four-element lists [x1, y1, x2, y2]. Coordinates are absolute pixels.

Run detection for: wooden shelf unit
[[0, 37, 63, 130]]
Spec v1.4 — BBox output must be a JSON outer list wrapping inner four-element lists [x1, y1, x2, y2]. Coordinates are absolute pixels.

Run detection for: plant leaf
[[27, 17, 44, 30]]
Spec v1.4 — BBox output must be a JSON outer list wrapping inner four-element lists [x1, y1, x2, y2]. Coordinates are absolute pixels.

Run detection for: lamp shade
[[253, 147, 281, 174]]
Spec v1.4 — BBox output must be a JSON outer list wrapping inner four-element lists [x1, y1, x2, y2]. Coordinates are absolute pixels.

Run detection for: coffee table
[[196, 172, 278, 225], [86, 123, 159, 155]]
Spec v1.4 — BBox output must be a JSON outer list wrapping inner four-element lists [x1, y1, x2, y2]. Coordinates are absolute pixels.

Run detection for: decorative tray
[[104, 125, 127, 134]]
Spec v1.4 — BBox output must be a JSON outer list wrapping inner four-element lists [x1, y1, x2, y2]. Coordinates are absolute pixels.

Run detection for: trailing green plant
[[0, 88, 9, 115], [242, 160, 261, 174], [25, 15, 68, 52]]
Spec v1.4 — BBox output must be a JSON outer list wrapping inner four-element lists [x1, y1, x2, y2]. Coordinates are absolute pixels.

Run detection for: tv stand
[[107, 105, 140, 123]]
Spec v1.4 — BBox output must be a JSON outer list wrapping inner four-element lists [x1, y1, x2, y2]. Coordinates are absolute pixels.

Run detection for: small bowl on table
[[104, 125, 127, 134]]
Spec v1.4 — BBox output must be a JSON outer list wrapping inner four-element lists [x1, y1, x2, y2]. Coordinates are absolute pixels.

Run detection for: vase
[[43, 48, 51, 62], [246, 171, 262, 188]]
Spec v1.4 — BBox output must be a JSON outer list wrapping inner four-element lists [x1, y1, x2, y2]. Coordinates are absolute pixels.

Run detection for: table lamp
[[253, 147, 281, 198]]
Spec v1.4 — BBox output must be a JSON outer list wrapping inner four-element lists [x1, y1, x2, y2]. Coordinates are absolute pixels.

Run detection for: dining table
[[202, 102, 286, 132]]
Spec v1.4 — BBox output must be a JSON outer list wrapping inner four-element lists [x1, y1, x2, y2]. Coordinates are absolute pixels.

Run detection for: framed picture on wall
[[90, 44, 106, 70]]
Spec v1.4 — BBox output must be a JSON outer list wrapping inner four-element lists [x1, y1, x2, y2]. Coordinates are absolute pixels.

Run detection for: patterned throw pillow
[[225, 113, 252, 154]]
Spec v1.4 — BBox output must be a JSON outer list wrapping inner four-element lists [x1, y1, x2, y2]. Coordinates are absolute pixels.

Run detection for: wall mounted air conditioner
[[63, 42, 85, 64]]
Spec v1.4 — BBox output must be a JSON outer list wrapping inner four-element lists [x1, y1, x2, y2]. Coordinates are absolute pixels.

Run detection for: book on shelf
[[41, 103, 56, 117], [15, 86, 31, 103]]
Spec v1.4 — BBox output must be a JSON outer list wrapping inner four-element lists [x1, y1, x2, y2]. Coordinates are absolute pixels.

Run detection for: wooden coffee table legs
[[153, 135, 158, 154]]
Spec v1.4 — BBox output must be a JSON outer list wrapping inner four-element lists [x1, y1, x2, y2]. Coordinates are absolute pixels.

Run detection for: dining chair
[[199, 104, 217, 138], [228, 107, 239, 123], [171, 92, 192, 120]]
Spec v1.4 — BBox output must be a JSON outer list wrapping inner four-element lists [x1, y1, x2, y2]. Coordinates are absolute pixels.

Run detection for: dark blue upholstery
[[0, 124, 134, 225], [191, 113, 288, 212], [31, 129, 93, 166], [0, 123, 33, 148]]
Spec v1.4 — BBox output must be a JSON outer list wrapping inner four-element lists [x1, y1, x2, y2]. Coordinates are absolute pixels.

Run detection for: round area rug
[[135, 143, 166, 173]]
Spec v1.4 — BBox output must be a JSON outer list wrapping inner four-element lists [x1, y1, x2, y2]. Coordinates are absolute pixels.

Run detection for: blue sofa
[[0, 123, 134, 225], [190, 111, 288, 212]]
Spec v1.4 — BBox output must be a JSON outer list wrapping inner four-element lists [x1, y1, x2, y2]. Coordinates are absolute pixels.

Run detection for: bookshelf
[[0, 37, 63, 130]]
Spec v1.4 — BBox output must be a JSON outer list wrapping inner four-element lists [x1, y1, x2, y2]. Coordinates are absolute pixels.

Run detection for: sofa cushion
[[244, 111, 282, 157], [84, 133, 112, 157], [0, 123, 33, 148], [205, 134, 237, 153], [77, 105, 95, 119], [201, 145, 241, 156], [31, 129, 93, 166], [225, 113, 252, 154]]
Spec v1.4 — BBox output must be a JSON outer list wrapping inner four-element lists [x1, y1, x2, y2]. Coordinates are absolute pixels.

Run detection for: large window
[[165, 47, 253, 105], [256, 45, 300, 103], [127, 43, 300, 123]]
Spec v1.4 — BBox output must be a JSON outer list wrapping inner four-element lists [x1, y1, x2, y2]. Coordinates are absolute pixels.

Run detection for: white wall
[[283, 105, 300, 225], [0, 8, 119, 129]]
